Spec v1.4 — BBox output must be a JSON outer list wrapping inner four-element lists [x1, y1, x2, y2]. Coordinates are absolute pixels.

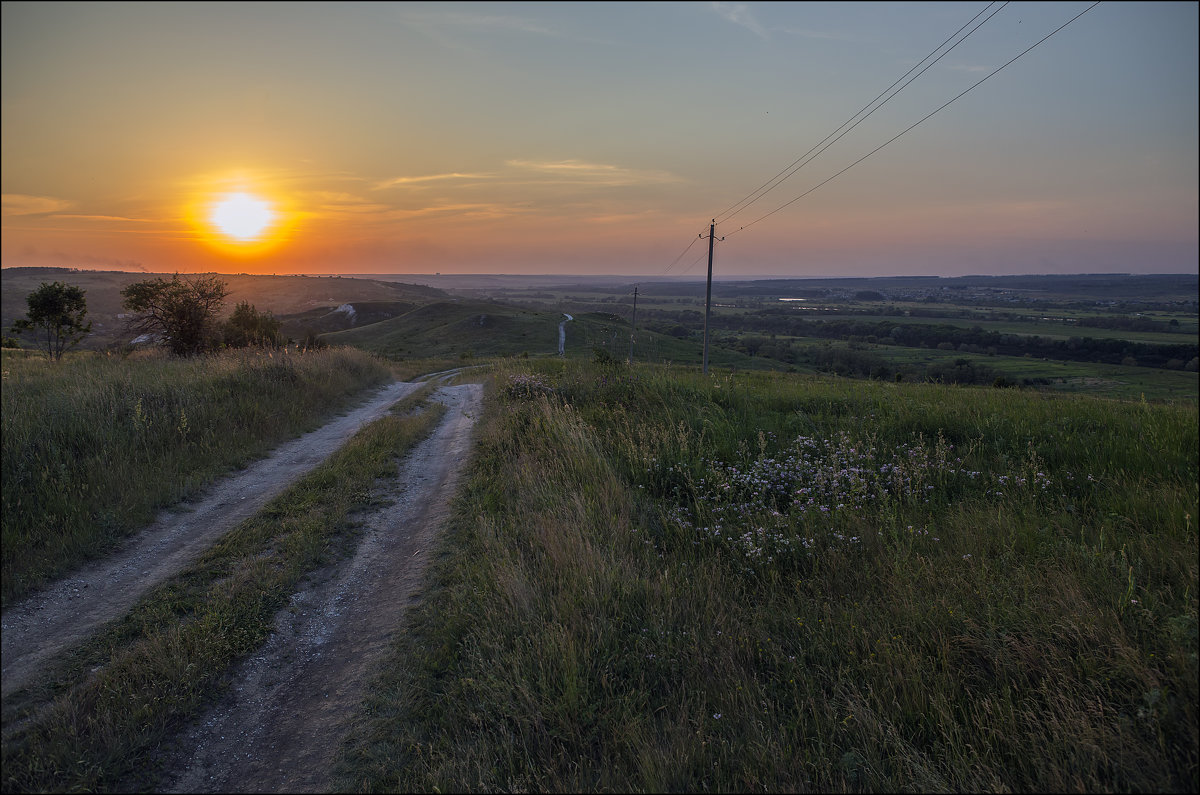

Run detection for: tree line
[[6, 275, 301, 360], [644, 310, 1198, 371]]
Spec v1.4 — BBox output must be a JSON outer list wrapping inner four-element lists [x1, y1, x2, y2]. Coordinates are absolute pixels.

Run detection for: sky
[[2, 1, 1197, 279]]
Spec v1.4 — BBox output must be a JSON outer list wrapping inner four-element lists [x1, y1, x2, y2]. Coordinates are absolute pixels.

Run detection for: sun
[[210, 192, 275, 241]]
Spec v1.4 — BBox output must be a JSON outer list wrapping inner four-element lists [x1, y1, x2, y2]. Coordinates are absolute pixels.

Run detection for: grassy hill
[[276, 301, 420, 339], [2, 343, 1195, 791], [339, 358, 1199, 792], [322, 300, 797, 372], [321, 300, 560, 359], [1, 268, 445, 350]]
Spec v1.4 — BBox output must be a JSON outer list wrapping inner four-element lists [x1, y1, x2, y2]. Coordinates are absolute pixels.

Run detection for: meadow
[[2, 284, 1196, 791], [337, 358, 1198, 792], [0, 346, 392, 605]]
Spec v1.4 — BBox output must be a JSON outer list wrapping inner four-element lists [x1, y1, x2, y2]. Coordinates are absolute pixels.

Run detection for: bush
[[223, 302, 282, 348], [121, 274, 229, 356]]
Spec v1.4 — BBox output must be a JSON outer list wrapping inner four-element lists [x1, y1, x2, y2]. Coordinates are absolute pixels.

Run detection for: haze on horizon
[[2, 1, 1197, 280]]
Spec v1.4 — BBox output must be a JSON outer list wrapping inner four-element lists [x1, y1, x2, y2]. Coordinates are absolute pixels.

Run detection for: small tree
[[223, 301, 282, 348], [121, 274, 229, 356], [10, 281, 92, 360]]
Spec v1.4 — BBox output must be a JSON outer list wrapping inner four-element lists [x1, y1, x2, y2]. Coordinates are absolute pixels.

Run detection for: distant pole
[[702, 220, 715, 375], [628, 286, 638, 365]]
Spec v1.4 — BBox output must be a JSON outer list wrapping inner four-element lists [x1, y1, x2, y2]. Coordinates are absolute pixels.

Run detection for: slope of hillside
[[321, 300, 558, 358], [323, 301, 791, 371], [276, 301, 419, 339], [1, 268, 446, 349]]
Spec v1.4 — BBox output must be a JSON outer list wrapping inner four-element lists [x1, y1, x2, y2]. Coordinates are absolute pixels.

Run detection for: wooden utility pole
[[702, 220, 716, 375], [628, 286, 638, 365]]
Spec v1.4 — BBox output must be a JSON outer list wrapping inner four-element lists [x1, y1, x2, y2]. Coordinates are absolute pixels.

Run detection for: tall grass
[[1, 346, 391, 606], [338, 360, 1198, 792]]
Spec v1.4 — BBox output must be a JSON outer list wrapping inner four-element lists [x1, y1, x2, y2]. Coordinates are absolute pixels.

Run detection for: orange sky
[[3, 2, 1197, 278]]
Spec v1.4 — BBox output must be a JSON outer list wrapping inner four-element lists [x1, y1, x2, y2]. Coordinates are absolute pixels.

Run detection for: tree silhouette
[[121, 274, 229, 356], [10, 281, 92, 361]]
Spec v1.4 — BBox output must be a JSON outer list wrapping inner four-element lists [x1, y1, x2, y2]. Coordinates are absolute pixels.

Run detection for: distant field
[[759, 335, 1197, 402], [816, 312, 1195, 345], [5, 268, 1193, 402]]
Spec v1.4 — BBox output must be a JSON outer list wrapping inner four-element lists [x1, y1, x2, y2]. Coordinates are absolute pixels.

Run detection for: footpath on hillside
[[157, 381, 484, 793], [0, 377, 448, 701]]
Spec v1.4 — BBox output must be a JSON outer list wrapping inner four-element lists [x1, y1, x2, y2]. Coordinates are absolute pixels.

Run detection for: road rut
[[159, 382, 483, 793]]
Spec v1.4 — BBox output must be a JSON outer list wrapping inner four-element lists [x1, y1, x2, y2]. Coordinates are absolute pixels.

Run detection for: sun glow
[[210, 192, 275, 240], [186, 176, 298, 262]]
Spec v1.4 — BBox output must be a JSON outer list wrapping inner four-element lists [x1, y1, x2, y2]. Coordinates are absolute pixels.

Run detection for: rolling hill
[[1, 268, 446, 349], [321, 299, 790, 371]]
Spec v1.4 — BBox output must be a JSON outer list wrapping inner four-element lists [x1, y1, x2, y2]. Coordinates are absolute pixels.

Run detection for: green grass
[[325, 301, 784, 371], [1, 346, 392, 606], [836, 312, 1195, 344], [337, 360, 1198, 792], [322, 300, 561, 359], [1, 387, 446, 793], [776, 337, 1199, 401]]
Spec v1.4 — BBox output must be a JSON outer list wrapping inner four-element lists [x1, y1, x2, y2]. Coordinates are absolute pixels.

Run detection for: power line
[[714, 1, 1008, 226], [661, 223, 713, 275], [654, 2, 1005, 280], [726, 1, 1102, 239], [678, 249, 711, 276]]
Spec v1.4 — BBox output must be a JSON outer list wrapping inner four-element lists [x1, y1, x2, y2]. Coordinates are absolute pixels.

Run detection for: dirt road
[[155, 381, 483, 792], [0, 378, 440, 700]]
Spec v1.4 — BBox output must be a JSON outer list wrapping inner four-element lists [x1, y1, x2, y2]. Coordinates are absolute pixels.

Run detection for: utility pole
[[702, 220, 721, 375], [628, 285, 638, 365]]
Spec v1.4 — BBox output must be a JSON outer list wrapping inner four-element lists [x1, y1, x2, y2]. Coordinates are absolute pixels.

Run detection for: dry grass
[[1, 346, 391, 605], [338, 359, 1198, 793]]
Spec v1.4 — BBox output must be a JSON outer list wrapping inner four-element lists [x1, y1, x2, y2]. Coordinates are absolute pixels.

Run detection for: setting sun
[[211, 192, 274, 241]]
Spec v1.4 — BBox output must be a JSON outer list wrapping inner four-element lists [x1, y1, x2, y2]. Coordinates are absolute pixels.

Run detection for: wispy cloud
[[385, 202, 530, 221], [2, 194, 74, 216], [304, 191, 394, 216], [53, 214, 153, 223], [299, 188, 530, 224], [711, 2, 768, 40], [506, 159, 682, 187], [373, 173, 492, 190]]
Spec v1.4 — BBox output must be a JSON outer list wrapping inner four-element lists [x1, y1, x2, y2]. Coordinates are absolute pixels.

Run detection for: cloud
[[2, 194, 74, 216], [53, 214, 153, 222], [373, 173, 493, 190], [384, 202, 532, 222], [711, 2, 768, 39], [304, 191, 395, 215], [506, 159, 682, 186]]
